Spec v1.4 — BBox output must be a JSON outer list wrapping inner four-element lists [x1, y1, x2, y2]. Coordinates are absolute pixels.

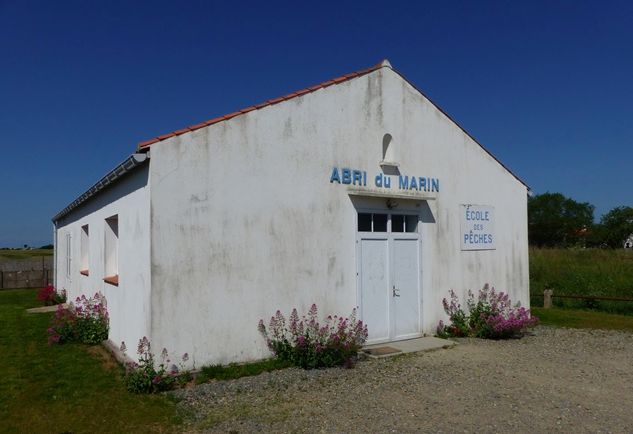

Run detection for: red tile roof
[[137, 61, 388, 150], [135, 59, 529, 188]]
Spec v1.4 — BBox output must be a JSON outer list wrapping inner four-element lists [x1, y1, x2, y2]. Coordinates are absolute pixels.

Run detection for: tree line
[[528, 193, 633, 248]]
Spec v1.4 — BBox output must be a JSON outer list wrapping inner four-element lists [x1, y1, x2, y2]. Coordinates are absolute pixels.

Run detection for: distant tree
[[528, 192, 595, 247], [39, 244, 54, 249], [584, 223, 607, 248], [600, 206, 633, 248]]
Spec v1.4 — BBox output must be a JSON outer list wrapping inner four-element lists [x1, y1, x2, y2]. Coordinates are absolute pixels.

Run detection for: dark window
[[358, 213, 372, 232], [392, 215, 405, 232], [373, 214, 388, 232], [405, 215, 418, 233]]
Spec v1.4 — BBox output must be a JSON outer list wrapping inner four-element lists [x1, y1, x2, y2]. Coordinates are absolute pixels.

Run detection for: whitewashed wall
[[148, 65, 529, 368], [54, 165, 151, 357]]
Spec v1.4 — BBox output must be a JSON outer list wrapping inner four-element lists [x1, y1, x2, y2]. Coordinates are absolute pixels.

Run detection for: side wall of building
[[148, 66, 528, 367], [54, 165, 151, 355]]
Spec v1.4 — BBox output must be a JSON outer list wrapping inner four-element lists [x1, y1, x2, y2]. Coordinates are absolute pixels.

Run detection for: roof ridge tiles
[[137, 60, 386, 150]]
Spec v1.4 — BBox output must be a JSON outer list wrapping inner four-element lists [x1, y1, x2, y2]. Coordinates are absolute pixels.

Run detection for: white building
[[53, 60, 529, 367]]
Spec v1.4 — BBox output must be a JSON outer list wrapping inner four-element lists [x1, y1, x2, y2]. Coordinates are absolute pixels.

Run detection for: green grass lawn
[[530, 248, 633, 314], [0, 249, 53, 261], [533, 307, 633, 331], [0, 289, 181, 433]]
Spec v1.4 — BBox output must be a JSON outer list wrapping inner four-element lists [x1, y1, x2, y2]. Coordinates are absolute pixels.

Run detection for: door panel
[[360, 238, 390, 342], [392, 238, 420, 339]]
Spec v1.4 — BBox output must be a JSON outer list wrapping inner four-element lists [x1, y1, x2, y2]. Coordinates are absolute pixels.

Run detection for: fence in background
[[0, 256, 54, 289], [536, 289, 633, 309]]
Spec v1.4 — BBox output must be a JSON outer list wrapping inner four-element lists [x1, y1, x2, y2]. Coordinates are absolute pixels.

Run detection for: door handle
[[392, 285, 400, 297]]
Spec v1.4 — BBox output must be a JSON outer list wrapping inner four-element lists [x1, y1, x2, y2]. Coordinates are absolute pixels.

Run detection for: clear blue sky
[[1, 0, 631, 247]]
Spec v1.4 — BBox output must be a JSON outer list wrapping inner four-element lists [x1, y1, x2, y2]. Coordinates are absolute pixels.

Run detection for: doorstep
[[363, 336, 456, 359]]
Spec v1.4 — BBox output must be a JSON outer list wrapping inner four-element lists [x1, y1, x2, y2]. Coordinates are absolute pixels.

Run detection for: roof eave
[[135, 60, 392, 151], [133, 60, 528, 189], [52, 153, 149, 223]]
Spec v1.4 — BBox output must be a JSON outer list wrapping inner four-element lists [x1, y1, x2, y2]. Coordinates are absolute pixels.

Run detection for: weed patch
[[196, 358, 291, 384]]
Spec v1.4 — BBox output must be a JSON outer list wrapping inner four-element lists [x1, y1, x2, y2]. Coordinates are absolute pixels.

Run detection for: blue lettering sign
[[399, 175, 409, 190], [419, 177, 427, 191], [330, 167, 438, 194], [352, 170, 362, 186], [330, 167, 340, 183], [461, 205, 495, 250], [342, 168, 351, 184], [409, 176, 418, 190]]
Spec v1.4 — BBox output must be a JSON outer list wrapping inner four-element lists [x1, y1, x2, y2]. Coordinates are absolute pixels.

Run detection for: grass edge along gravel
[[532, 306, 633, 331], [196, 358, 292, 384], [4, 288, 633, 433], [0, 288, 182, 433]]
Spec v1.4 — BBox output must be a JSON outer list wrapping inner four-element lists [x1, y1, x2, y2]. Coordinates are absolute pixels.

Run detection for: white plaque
[[460, 204, 495, 251]]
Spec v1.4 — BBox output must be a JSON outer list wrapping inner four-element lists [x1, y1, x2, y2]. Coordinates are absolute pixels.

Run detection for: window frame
[[80, 224, 89, 276], [104, 215, 119, 286], [356, 211, 420, 234]]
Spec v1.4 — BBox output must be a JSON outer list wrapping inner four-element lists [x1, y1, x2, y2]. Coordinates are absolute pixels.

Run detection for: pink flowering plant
[[258, 304, 368, 369], [48, 292, 109, 345], [437, 284, 539, 340], [120, 337, 191, 394], [37, 284, 66, 306]]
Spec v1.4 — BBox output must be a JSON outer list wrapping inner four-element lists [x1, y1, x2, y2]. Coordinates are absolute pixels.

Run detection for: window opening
[[373, 214, 388, 232], [357, 212, 418, 234], [104, 215, 119, 285], [65, 233, 72, 278], [392, 215, 405, 232], [405, 215, 418, 233], [80, 225, 89, 275], [358, 213, 372, 232]]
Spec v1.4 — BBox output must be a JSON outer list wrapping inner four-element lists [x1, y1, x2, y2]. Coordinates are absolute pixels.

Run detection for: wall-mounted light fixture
[[386, 198, 399, 209]]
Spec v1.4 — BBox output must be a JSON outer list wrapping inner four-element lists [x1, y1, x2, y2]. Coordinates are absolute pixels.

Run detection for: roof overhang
[[52, 153, 149, 223], [347, 187, 437, 201]]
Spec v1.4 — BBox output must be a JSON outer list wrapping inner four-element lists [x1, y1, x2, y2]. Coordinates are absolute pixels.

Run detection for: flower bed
[[120, 338, 191, 394], [48, 292, 109, 345], [437, 284, 538, 339], [258, 304, 368, 369], [37, 285, 66, 306]]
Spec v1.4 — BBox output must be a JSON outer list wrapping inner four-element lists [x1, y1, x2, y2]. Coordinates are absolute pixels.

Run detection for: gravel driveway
[[173, 327, 633, 433]]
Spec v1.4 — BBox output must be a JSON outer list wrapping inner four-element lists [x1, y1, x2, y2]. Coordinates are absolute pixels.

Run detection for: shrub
[[37, 285, 66, 306], [437, 284, 539, 339], [120, 338, 191, 394], [258, 304, 368, 369], [48, 292, 109, 345], [48, 305, 76, 344]]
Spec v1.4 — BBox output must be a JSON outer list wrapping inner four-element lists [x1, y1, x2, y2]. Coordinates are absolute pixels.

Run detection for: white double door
[[358, 214, 421, 343]]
